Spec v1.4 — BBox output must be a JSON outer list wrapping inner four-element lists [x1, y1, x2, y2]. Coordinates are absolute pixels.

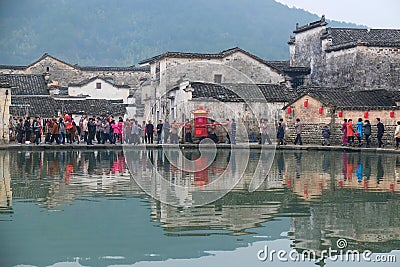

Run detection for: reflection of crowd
[[11, 150, 127, 183]]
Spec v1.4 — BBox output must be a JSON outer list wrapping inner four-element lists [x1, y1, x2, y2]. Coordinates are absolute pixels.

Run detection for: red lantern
[[287, 107, 292, 114], [338, 111, 343, 117], [304, 99, 308, 108], [318, 107, 323, 114], [390, 111, 395, 118], [390, 183, 394, 191], [303, 185, 308, 196], [364, 111, 369, 118]]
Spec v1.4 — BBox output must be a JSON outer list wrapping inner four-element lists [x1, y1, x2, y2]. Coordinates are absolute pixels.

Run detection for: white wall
[[68, 78, 130, 103]]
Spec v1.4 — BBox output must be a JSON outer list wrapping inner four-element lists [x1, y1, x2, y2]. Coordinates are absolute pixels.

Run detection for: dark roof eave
[[326, 42, 400, 52]]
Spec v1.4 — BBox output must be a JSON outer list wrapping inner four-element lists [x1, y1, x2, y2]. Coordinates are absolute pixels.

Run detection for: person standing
[[277, 122, 285, 145], [50, 119, 60, 144], [376, 118, 385, 148], [260, 119, 272, 145], [156, 119, 163, 144], [131, 120, 140, 145], [146, 120, 154, 144], [44, 120, 52, 144], [117, 118, 124, 144], [356, 118, 363, 147], [59, 118, 66, 145], [279, 118, 286, 145], [224, 118, 232, 144], [32, 117, 41, 145], [95, 117, 102, 144], [294, 118, 303, 145], [322, 124, 331, 146], [231, 119, 237, 144], [341, 119, 348, 146], [363, 120, 372, 148], [346, 119, 355, 146], [82, 116, 88, 142], [16, 118, 24, 144], [87, 117, 96, 145], [101, 119, 111, 144], [141, 121, 147, 144], [163, 118, 171, 144], [171, 120, 180, 144], [184, 119, 193, 143], [24, 117, 32, 143], [395, 121, 400, 150]]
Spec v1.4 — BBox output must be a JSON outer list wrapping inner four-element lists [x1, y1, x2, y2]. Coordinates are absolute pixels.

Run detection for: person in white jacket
[[395, 121, 400, 150]]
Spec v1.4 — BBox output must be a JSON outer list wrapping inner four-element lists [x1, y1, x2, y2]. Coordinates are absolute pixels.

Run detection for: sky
[[275, 0, 400, 29]]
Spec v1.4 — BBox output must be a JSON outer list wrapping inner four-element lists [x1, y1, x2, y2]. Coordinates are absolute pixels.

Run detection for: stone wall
[[290, 25, 400, 90], [289, 26, 326, 83], [316, 46, 400, 90]]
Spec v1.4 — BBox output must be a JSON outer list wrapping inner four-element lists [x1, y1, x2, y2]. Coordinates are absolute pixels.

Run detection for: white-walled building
[[138, 47, 309, 122], [68, 76, 131, 103]]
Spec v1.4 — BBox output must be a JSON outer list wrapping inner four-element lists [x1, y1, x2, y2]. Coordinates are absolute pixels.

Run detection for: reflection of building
[[290, 192, 400, 254], [0, 152, 12, 208], [152, 194, 282, 235]]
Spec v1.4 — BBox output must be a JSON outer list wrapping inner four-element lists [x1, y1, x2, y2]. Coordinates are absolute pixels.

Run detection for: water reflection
[[0, 149, 399, 267]]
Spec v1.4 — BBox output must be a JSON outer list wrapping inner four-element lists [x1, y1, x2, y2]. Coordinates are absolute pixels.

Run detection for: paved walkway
[[0, 142, 399, 154]]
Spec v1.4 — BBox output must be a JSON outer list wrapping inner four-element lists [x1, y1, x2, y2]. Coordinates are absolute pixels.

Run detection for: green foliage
[[0, 0, 361, 66]]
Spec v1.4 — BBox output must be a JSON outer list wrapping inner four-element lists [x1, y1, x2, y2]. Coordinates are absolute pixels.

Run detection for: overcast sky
[[275, 0, 400, 29]]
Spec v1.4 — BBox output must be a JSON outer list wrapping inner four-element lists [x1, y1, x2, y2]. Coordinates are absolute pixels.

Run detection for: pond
[[0, 148, 399, 266]]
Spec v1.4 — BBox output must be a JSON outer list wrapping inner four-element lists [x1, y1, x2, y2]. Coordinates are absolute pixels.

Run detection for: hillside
[[0, 0, 362, 66]]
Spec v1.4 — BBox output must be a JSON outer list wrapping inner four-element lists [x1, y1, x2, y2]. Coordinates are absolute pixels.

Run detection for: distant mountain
[[0, 0, 363, 66]]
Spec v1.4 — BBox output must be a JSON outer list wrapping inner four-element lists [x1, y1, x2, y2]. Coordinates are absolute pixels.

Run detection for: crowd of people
[[7, 113, 400, 149], [8, 113, 235, 146]]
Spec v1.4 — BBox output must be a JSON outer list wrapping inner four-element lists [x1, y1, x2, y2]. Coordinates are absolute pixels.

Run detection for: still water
[[0, 148, 399, 267]]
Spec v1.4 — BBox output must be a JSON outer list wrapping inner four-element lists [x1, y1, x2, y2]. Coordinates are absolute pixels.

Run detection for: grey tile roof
[[284, 88, 398, 109], [0, 65, 26, 70], [139, 47, 287, 74], [322, 28, 400, 51], [0, 53, 149, 72], [10, 96, 127, 118], [77, 65, 150, 72], [68, 76, 130, 88], [190, 82, 296, 102], [0, 74, 48, 95], [266, 60, 310, 74]]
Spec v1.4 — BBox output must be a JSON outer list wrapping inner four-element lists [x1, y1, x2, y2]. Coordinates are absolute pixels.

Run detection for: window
[[96, 82, 102, 89], [214, 74, 222, 84]]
